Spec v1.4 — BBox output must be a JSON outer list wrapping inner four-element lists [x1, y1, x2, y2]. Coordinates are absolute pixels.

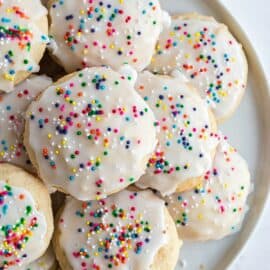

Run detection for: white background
[[221, 0, 270, 269]]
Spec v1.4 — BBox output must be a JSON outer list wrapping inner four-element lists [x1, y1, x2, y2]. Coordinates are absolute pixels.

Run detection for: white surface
[[221, 1, 270, 269]]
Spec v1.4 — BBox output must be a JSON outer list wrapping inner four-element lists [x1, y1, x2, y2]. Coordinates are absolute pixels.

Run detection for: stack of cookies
[[0, 1, 252, 269]]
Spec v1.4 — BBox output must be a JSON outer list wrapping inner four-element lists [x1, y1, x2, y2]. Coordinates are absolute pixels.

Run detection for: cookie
[[135, 71, 219, 196], [48, 0, 170, 72], [24, 66, 157, 201], [148, 14, 248, 123], [0, 0, 49, 93], [0, 163, 54, 269], [53, 189, 182, 270], [22, 244, 57, 270], [0, 75, 52, 172], [166, 138, 251, 241]]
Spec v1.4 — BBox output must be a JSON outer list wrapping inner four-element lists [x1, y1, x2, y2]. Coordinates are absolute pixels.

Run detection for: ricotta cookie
[[0, 75, 52, 172], [24, 67, 157, 201], [0, 163, 54, 269], [166, 138, 251, 241], [135, 71, 219, 195], [22, 244, 57, 270], [149, 14, 248, 122], [48, 0, 169, 72], [54, 190, 181, 270], [0, 0, 49, 93]]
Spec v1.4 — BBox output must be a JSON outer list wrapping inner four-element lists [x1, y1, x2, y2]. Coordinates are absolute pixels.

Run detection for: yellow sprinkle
[[201, 199, 206, 205], [0, 151, 4, 157], [179, 35, 185, 41], [169, 31, 176, 37], [61, 139, 67, 146], [3, 73, 14, 81], [162, 104, 167, 111], [80, 9, 85, 15], [195, 32, 201, 37], [72, 168, 77, 173], [198, 213, 203, 220], [48, 133, 52, 139], [109, 43, 115, 49]]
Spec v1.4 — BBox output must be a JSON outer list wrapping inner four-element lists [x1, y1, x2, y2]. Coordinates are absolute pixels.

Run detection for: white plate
[[159, 0, 270, 269]]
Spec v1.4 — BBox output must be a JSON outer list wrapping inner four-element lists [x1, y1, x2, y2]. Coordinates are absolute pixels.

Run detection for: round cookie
[[48, 0, 169, 72], [24, 66, 157, 201], [53, 189, 182, 270], [22, 244, 57, 270], [0, 163, 54, 269], [0, 0, 49, 93], [166, 138, 251, 241], [135, 71, 219, 196], [0, 75, 52, 172], [148, 14, 248, 123]]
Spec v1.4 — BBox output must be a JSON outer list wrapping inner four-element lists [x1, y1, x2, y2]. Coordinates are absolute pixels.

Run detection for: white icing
[[58, 190, 168, 270], [49, 0, 164, 72], [0, 76, 52, 172], [135, 71, 219, 195], [0, 181, 47, 269], [22, 245, 56, 270], [166, 139, 251, 241], [118, 64, 138, 86], [26, 67, 157, 201], [0, 0, 48, 92], [148, 16, 247, 121]]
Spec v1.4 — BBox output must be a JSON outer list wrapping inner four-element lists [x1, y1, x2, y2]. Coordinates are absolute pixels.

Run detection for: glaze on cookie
[[0, 76, 52, 172], [24, 67, 157, 201], [0, 164, 53, 269], [49, 0, 169, 72], [166, 138, 251, 241], [149, 14, 248, 122], [135, 71, 219, 195], [0, 0, 49, 92], [54, 190, 181, 270]]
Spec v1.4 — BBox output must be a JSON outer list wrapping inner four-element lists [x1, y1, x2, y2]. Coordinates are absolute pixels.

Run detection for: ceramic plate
[[159, 0, 270, 269]]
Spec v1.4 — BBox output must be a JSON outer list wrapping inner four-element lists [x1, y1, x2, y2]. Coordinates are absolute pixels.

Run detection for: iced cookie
[[0, 0, 49, 93], [0, 75, 52, 172], [24, 67, 156, 201], [0, 163, 54, 269], [22, 244, 57, 270], [166, 138, 251, 241], [148, 14, 248, 123], [54, 189, 181, 270], [135, 71, 219, 196], [48, 0, 169, 72]]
